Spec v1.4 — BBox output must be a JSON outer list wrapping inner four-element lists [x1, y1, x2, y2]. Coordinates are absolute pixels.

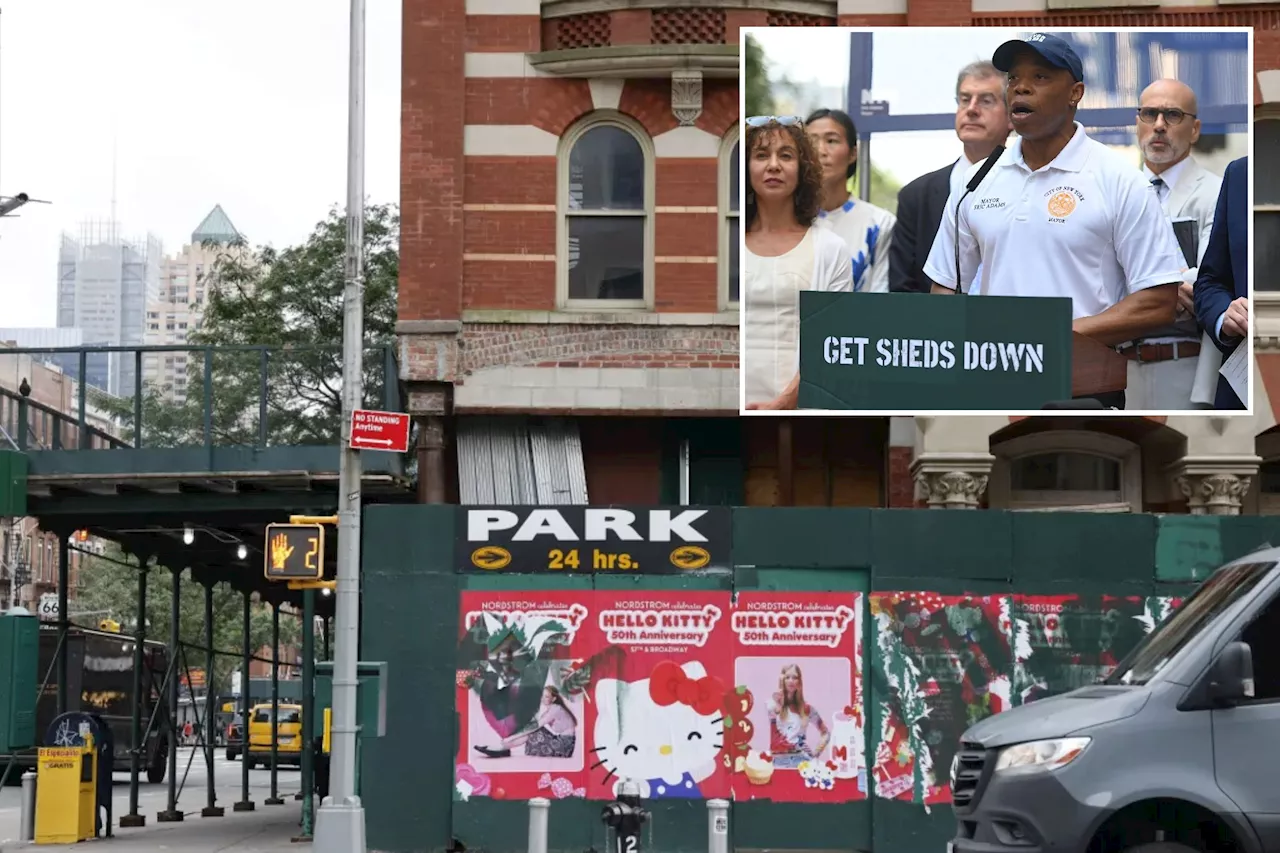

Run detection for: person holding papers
[[1193, 156, 1249, 411], [923, 34, 1185, 406], [1124, 79, 1223, 410], [742, 115, 853, 411]]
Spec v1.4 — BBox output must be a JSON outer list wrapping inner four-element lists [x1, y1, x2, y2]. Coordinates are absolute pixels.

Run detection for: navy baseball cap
[[993, 33, 1084, 83]]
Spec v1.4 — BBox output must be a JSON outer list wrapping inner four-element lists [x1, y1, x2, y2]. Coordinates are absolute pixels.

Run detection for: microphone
[[952, 145, 1005, 296]]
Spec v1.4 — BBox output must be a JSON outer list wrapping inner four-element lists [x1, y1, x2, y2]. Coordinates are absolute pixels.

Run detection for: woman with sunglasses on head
[[743, 115, 854, 411]]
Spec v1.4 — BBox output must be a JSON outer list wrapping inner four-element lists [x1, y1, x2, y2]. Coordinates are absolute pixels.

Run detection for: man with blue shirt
[[1193, 156, 1250, 410]]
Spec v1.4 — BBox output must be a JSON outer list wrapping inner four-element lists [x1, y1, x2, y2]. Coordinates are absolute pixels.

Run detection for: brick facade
[[399, 0, 1274, 510]]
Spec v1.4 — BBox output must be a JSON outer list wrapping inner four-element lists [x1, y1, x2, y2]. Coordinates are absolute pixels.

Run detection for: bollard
[[20, 771, 36, 841], [528, 797, 550, 853], [707, 799, 729, 853]]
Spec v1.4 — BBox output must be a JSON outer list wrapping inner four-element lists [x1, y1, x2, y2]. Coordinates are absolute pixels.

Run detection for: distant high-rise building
[[143, 206, 243, 402], [0, 327, 108, 392], [56, 221, 162, 397]]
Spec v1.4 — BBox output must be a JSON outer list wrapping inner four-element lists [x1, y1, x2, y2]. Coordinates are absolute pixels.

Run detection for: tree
[[742, 38, 903, 214], [745, 34, 775, 119], [96, 204, 400, 448], [75, 546, 300, 694]]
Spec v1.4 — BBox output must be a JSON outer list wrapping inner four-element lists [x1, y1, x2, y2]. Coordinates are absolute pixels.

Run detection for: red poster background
[[729, 592, 866, 803], [454, 590, 592, 802], [579, 591, 735, 801]]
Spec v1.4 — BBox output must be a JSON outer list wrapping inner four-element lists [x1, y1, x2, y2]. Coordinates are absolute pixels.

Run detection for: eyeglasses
[[745, 115, 803, 128], [956, 94, 1002, 110], [1138, 107, 1197, 126]]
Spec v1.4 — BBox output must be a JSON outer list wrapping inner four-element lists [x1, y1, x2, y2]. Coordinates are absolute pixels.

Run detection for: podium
[[791, 292, 1123, 411], [1070, 331, 1127, 398]]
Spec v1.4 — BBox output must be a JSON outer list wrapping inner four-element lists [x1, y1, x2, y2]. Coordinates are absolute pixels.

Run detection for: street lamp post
[[312, 0, 367, 851]]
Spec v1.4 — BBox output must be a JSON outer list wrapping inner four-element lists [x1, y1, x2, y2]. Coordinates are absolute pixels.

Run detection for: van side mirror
[[1210, 641, 1256, 705]]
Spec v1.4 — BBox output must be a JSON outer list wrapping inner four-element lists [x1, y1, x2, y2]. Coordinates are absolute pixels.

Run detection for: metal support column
[[121, 562, 148, 828], [294, 590, 316, 841], [265, 602, 284, 805], [55, 533, 68, 715], [233, 591, 255, 812], [157, 568, 184, 822], [314, 0, 368, 848], [202, 581, 224, 817]]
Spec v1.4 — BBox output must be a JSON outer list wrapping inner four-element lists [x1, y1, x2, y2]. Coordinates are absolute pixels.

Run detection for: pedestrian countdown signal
[[264, 523, 325, 581]]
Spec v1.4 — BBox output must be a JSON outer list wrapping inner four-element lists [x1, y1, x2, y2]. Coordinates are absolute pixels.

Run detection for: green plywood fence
[[361, 506, 1280, 853]]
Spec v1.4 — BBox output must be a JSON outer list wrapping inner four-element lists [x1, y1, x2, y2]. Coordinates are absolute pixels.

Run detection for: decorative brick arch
[[618, 79, 682, 138], [530, 79, 597, 136]]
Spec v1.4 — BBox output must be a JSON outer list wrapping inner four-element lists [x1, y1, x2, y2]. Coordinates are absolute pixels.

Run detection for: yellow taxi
[[245, 702, 304, 769]]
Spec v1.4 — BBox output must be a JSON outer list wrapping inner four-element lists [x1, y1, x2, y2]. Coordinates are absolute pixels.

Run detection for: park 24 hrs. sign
[[459, 506, 731, 574]]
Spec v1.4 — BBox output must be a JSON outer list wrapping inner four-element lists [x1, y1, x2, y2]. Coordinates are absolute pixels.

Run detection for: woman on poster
[[475, 686, 578, 759], [742, 115, 853, 410], [768, 663, 831, 768]]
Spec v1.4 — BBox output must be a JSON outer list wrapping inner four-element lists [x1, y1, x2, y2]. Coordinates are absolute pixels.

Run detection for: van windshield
[[1106, 561, 1275, 686]]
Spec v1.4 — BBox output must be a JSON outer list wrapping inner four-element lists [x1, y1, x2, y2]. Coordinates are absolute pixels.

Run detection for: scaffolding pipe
[[203, 582, 224, 817], [121, 564, 147, 827], [266, 602, 283, 805], [158, 568, 183, 822], [234, 592, 255, 813]]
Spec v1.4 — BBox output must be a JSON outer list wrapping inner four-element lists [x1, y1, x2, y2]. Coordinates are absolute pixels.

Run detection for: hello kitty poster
[[454, 591, 595, 802], [581, 591, 736, 801], [730, 592, 866, 803]]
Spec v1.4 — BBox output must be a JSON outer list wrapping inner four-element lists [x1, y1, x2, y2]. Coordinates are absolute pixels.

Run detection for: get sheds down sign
[[460, 506, 731, 574]]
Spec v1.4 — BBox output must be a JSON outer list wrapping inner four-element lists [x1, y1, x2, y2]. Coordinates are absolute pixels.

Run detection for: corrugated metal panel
[[456, 416, 588, 505], [529, 418, 589, 505]]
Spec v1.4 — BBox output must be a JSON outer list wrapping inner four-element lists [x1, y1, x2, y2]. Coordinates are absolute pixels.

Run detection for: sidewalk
[[3, 804, 309, 853]]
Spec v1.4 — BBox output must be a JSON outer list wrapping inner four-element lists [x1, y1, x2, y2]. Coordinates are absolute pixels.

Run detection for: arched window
[[1257, 117, 1280, 292], [719, 126, 741, 308], [989, 431, 1141, 512], [557, 113, 653, 309]]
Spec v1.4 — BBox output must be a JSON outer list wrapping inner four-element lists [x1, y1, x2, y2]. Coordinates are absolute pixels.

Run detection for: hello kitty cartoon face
[[594, 661, 725, 796]]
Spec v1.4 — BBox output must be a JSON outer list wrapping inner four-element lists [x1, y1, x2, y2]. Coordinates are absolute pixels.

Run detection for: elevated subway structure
[[843, 30, 1251, 201], [0, 341, 414, 838]]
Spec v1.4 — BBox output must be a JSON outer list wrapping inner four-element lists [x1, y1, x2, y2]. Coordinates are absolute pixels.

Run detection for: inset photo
[[739, 27, 1252, 416]]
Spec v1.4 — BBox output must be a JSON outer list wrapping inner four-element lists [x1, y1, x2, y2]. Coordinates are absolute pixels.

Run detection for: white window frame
[[989, 431, 1141, 512], [556, 111, 655, 311], [719, 124, 741, 311]]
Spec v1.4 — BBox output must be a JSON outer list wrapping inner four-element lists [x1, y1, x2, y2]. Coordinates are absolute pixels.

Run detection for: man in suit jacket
[[889, 60, 1011, 294], [1121, 79, 1223, 410], [1194, 155, 1249, 410]]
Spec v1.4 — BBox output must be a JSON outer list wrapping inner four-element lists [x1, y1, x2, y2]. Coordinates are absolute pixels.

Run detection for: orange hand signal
[[270, 533, 295, 571]]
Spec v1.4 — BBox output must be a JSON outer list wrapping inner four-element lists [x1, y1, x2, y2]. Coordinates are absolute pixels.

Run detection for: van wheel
[[1123, 844, 1203, 853]]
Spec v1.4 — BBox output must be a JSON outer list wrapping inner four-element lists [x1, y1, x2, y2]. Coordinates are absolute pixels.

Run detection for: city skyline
[[0, 0, 402, 329]]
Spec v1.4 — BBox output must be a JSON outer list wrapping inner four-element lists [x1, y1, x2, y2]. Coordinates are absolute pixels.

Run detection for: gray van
[[949, 554, 1280, 853]]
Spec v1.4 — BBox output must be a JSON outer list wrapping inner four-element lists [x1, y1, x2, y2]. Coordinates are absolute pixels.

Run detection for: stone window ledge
[[459, 309, 741, 327], [541, 0, 834, 17], [528, 45, 739, 79]]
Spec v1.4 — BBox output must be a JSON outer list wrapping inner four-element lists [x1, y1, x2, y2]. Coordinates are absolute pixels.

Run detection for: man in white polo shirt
[[924, 34, 1185, 406]]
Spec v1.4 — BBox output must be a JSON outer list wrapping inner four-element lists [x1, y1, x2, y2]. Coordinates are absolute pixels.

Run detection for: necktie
[[1150, 176, 1166, 203]]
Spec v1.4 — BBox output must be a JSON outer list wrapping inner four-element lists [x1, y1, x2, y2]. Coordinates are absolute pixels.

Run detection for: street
[[0, 747, 309, 851]]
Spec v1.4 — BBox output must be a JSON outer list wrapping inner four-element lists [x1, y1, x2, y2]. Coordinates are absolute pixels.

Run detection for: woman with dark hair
[[805, 108, 897, 293], [742, 115, 853, 411]]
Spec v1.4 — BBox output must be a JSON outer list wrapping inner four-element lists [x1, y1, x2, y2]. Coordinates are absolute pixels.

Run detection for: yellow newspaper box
[[35, 735, 97, 844]]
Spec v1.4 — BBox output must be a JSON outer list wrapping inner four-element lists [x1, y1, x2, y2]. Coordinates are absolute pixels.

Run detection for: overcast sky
[[0, 0, 402, 328]]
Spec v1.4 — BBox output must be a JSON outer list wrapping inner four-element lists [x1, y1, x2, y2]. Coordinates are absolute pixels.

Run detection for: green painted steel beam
[[27, 489, 345, 517], [23, 445, 405, 478]]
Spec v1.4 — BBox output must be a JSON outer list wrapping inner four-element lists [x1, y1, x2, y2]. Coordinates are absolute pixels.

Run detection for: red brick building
[[398, 0, 1280, 516]]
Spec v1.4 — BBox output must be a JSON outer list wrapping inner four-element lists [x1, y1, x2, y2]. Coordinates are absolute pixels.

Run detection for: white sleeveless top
[[743, 224, 854, 406]]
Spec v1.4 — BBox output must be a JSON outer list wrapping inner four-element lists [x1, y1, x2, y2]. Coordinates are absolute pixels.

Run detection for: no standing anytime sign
[[349, 409, 411, 453]]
